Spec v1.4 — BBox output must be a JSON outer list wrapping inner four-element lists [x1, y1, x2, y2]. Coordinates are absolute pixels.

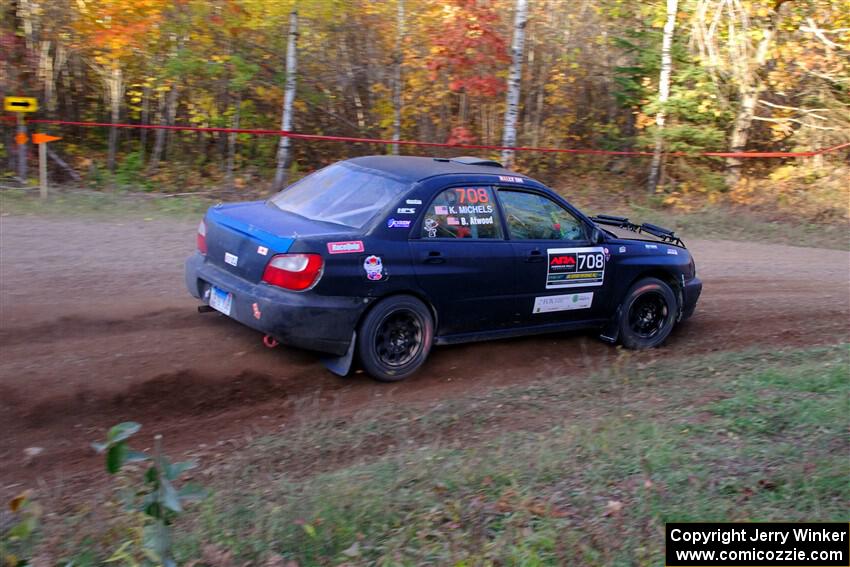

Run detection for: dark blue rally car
[[186, 156, 702, 381]]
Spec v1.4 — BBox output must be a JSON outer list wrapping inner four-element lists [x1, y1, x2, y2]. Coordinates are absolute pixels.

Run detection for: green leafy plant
[[1, 491, 42, 567], [93, 422, 208, 567]]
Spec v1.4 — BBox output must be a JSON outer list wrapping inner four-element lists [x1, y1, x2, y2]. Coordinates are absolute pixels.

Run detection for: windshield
[[269, 162, 409, 228]]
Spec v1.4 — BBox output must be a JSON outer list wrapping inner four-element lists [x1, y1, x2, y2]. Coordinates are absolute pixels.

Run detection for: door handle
[[424, 251, 446, 264], [525, 249, 544, 263]]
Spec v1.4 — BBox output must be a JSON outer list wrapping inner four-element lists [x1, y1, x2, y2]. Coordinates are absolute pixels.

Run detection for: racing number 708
[[578, 252, 605, 270], [454, 188, 489, 204]]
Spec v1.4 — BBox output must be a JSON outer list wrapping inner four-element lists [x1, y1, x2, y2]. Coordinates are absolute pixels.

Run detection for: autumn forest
[[1, 0, 848, 215]]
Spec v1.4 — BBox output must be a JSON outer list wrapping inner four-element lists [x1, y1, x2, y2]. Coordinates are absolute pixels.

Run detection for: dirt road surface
[[1, 215, 848, 495]]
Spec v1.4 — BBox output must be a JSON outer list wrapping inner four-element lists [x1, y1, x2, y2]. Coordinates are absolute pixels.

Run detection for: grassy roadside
[[2, 186, 848, 250], [0, 187, 211, 220], [34, 344, 848, 565]]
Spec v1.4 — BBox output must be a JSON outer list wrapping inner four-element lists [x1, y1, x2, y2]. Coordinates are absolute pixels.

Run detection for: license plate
[[209, 285, 233, 316]]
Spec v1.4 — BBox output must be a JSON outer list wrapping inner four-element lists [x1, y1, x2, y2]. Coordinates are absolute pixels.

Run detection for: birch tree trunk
[[725, 1, 788, 188], [501, 0, 528, 169], [647, 0, 678, 193], [391, 0, 405, 155], [106, 65, 124, 173], [273, 10, 299, 192]]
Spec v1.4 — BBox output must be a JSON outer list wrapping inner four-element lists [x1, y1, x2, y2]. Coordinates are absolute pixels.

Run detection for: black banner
[[666, 523, 849, 566]]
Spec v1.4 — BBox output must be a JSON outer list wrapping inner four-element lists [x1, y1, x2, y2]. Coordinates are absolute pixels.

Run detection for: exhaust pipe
[[198, 305, 216, 313], [263, 335, 279, 348]]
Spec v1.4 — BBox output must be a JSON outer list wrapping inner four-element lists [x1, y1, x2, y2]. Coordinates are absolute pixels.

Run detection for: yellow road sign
[[4, 97, 39, 113]]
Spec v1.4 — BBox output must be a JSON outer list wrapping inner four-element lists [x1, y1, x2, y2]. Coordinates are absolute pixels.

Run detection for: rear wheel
[[618, 277, 677, 349], [357, 295, 434, 382]]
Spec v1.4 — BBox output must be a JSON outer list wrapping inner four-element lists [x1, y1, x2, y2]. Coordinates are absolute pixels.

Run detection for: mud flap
[[321, 331, 357, 377], [599, 306, 621, 344]]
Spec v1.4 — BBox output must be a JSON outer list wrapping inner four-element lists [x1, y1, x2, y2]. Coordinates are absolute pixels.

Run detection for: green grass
[[0, 187, 211, 220], [42, 345, 847, 566], [630, 204, 849, 251]]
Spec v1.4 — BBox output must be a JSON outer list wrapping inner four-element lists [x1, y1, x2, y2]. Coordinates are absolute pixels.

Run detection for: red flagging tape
[[4, 116, 849, 159]]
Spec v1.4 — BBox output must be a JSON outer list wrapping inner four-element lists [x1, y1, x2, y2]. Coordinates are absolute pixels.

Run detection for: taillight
[[262, 253, 323, 291], [196, 220, 207, 255]]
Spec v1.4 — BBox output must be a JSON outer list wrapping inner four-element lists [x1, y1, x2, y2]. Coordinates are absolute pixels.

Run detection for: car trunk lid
[[204, 201, 349, 283]]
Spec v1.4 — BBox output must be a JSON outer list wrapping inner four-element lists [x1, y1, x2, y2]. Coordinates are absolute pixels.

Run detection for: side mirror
[[591, 227, 605, 244]]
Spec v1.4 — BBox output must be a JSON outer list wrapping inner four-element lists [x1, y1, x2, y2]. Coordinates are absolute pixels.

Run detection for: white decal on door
[[533, 292, 594, 313], [546, 247, 606, 289]]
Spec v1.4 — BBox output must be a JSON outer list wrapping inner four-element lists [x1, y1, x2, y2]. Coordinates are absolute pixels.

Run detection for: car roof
[[345, 155, 530, 183]]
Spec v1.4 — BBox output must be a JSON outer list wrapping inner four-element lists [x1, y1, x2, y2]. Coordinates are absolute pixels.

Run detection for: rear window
[[269, 162, 409, 228]]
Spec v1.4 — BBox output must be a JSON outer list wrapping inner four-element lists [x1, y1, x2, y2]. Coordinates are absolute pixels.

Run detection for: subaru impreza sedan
[[186, 156, 701, 381]]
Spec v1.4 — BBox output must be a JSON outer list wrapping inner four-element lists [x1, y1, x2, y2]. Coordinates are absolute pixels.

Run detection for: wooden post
[[39, 140, 47, 200]]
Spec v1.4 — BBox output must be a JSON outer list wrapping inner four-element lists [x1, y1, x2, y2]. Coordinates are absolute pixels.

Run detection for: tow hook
[[263, 335, 279, 348]]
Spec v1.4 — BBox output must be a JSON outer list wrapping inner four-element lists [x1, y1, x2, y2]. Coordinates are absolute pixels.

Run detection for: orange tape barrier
[[4, 116, 849, 158]]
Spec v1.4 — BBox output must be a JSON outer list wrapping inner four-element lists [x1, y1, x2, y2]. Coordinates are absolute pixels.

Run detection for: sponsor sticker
[[533, 292, 594, 313], [406, 199, 422, 205], [224, 252, 238, 267], [252, 302, 262, 320], [499, 175, 524, 183], [257, 245, 269, 256], [387, 218, 411, 229], [423, 217, 439, 238], [397, 207, 416, 214], [546, 247, 606, 289], [645, 244, 658, 249], [363, 255, 383, 281], [667, 248, 678, 255], [619, 246, 626, 253], [327, 240, 365, 254]]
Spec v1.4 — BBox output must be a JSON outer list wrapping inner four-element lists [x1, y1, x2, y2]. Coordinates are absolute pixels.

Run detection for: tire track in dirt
[[0, 216, 848, 493], [0, 309, 206, 346]]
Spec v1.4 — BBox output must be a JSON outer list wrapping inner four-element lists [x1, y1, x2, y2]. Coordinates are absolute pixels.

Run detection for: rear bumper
[[185, 253, 365, 356], [681, 276, 702, 320]]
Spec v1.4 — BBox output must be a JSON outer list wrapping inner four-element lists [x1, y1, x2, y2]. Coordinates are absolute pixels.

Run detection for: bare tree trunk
[[38, 41, 66, 118], [340, 39, 366, 129], [273, 10, 299, 192], [5, 127, 16, 175], [106, 65, 124, 173], [647, 0, 678, 193], [149, 89, 167, 172], [726, 87, 758, 187], [501, 0, 528, 169], [391, 0, 405, 155], [725, 0, 789, 188], [19, 0, 35, 53], [164, 82, 178, 159], [140, 83, 151, 165], [226, 92, 241, 191], [149, 84, 177, 172]]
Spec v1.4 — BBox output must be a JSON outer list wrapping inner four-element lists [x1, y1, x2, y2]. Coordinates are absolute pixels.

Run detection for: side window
[[498, 190, 587, 241], [421, 187, 503, 239]]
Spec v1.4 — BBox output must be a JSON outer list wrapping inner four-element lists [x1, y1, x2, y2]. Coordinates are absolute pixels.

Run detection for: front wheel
[[357, 295, 434, 382], [618, 277, 677, 349]]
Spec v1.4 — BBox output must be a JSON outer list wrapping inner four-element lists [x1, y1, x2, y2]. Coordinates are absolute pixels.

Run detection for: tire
[[618, 277, 677, 349], [357, 295, 434, 382]]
